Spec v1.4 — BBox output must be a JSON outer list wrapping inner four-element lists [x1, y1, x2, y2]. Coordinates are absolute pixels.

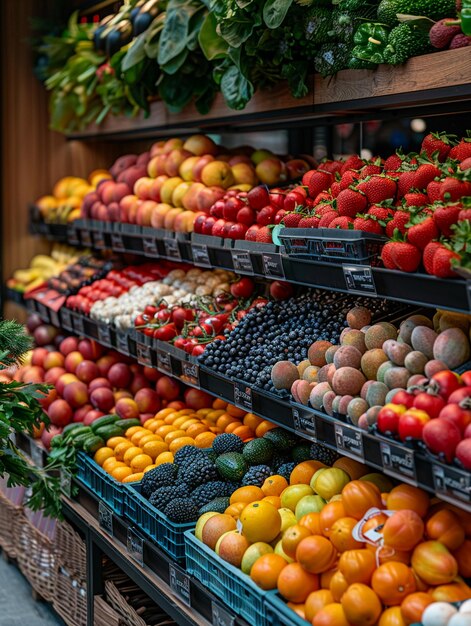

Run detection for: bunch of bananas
[[7, 245, 81, 293]]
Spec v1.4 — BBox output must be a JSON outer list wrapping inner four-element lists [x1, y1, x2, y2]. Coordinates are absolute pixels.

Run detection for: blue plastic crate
[[185, 530, 269, 626], [76, 452, 127, 515], [124, 483, 194, 563], [265, 592, 309, 626]]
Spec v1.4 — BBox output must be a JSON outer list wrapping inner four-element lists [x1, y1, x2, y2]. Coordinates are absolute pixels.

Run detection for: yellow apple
[[160, 177, 183, 204]]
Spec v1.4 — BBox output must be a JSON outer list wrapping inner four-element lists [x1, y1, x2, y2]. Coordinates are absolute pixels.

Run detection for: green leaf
[[199, 12, 229, 59], [396, 13, 435, 31], [263, 0, 293, 29], [219, 12, 261, 47], [161, 48, 188, 74], [121, 31, 147, 72], [158, 9, 191, 66], [220, 64, 254, 110]]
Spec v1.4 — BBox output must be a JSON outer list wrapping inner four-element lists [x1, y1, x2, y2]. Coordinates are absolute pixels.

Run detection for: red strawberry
[[331, 181, 341, 197], [358, 176, 397, 203], [274, 209, 287, 224], [421, 132, 455, 162], [245, 225, 260, 241], [329, 216, 354, 229], [413, 164, 442, 190], [308, 171, 333, 198], [460, 157, 471, 171], [298, 216, 320, 228], [313, 191, 333, 204], [353, 216, 384, 234], [318, 211, 339, 227], [340, 155, 364, 174], [390, 242, 422, 272], [256, 206, 276, 225], [404, 192, 429, 207], [433, 203, 462, 236], [397, 171, 418, 198], [432, 245, 460, 278], [439, 177, 471, 202], [339, 170, 360, 190], [406, 216, 439, 250], [449, 138, 471, 162], [282, 213, 304, 228], [320, 160, 343, 175], [337, 188, 367, 217], [385, 211, 411, 237], [459, 208, 471, 220], [367, 206, 394, 222], [359, 164, 382, 178], [316, 203, 336, 216], [255, 226, 273, 243], [423, 241, 443, 275], [302, 170, 317, 186], [381, 242, 396, 269], [427, 180, 442, 203], [384, 154, 404, 172]]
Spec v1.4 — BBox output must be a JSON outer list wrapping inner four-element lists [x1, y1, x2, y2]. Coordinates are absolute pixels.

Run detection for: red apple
[[59, 337, 79, 355]]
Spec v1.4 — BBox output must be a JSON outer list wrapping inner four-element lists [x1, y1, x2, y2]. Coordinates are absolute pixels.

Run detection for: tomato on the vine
[[153, 323, 177, 341]]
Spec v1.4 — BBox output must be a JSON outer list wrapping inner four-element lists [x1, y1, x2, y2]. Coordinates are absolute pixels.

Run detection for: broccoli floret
[[383, 23, 432, 65]]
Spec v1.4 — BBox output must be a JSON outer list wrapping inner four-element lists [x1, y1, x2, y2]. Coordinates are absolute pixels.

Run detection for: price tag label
[[181, 361, 200, 388], [111, 233, 125, 251], [98, 501, 114, 536], [116, 333, 129, 355], [212, 602, 235, 626], [93, 231, 106, 250], [334, 423, 364, 460], [60, 308, 72, 329], [233, 381, 252, 412], [262, 252, 285, 278], [67, 226, 80, 246], [432, 464, 471, 510], [30, 441, 44, 468], [191, 243, 211, 267], [126, 527, 144, 566], [81, 230, 93, 248], [97, 324, 112, 347], [343, 265, 377, 295], [232, 250, 254, 274], [137, 343, 152, 367], [143, 237, 158, 257], [164, 238, 181, 260], [60, 470, 72, 498], [291, 404, 317, 443], [49, 310, 60, 328], [380, 442, 417, 485], [157, 349, 173, 375], [169, 563, 191, 607], [74, 314, 85, 336]]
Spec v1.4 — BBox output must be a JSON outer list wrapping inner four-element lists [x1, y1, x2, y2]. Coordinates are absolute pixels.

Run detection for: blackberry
[[272, 453, 291, 471], [241, 465, 272, 487], [212, 433, 244, 455], [277, 462, 296, 482], [178, 458, 218, 488], [164, 498, 199, 523], [310, 443, 340, 466], [140, 464, 177, 499], [191, 481, 233, 508], [174, 445, 206, 467], [148, 483, 190, 510]]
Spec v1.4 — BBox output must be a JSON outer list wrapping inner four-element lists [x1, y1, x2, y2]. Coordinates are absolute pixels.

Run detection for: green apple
[[195, 512, 218, 541], [295, 495, 326, 520], [241, 542, 273, 575]]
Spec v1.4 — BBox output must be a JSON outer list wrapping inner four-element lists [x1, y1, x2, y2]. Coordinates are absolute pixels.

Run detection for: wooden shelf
[[66, 48, 471, 140]]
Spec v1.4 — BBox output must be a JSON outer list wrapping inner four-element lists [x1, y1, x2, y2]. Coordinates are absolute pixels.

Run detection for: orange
[[142, 440, 169, 460], [299, 512, 323, 535], [244, 413, 263, 431], [164, 429, 186, 444], [155, 408, 175, 419], [173, 416, 189, 429], [305, 589, 334, 623], [156, 425, 175, 438], [186, 424, 208, 438], [255, 420, 278, 438], [226, 404, 246, 418], [250, 554, 287, 590], [296, 536, 337, 574], [147, 419, 165, 433], [114, 441, 134, 461], [123, 472, 144, 483], [139, 434, 163, 446], [263, 496, 281, 508], [224, 421, 243, 434], [125, 426, 145, 438], [102, 458, 123, 473], [107, 436, 128, 449], [130, 453, 153, 472], [196, 408, 211, 416], [240, 501, 281, 543], [225, 502, 246, 519], [207, 410, 226, 423], [217, 415, 239, 431], [180, 419, 199, 430], [232, 425, 254, 441], [169, 437, 195, 452], [176, 408, 194, 416], [290, 460, 326, 485], [94, 447, 115, 467], [143, 464, 158, 474], [277, 562, 320, 603], [262, 475, 289, 497], [163, 413, 179, 424], [131, 429, 152, 446], [312, 603, 350, 626], [287, 603, 306, 620], [230, 486, 264, 505], [143, 418, 158, 429], [321, 569, 337, 590], [194, 432, 216, 448], [155, 451, 174, 465], [330, 570, 349, 602], [282, 524, 312, 559], [111, 466, 133, 482], [123, 446, 143, 465], [212, 398, 227, 410]]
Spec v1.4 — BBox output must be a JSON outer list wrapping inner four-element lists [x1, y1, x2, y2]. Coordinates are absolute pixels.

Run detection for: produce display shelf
[[65, 49, 471, 140], [27, 218, 471, 314], [63, 478, 251, 626]]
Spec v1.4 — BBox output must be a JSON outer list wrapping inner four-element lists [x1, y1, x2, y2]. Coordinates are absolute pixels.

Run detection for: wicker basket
[[52, 566, 87, 626], [105, 580, 175, 626], [0, 489, 24, 558], [105, 581, 148, 626], [55, 519, 87, 581], [94, 595, 122, 626], [16, 514, 56, 601]]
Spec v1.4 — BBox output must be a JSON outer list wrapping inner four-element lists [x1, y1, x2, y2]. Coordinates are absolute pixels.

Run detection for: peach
[[255, 158, 288, 185], [150, 203, 173, 229], [117, 166, 148, 191], [183, 134, 218, 156], [102, 182, 130, 204], [33, 325, 58, 346], [229, 155, 252, 166], [137, 151, 150, 167], [97, 180, 114, 202], [44, 367, 66, 385], [88, 377, 112, 393], [143, 366, 161, 382], [174, 210, 196, 233], [43, 351, 65, 370], [148, 175, 169, 201], [83, 409, 105, 426], [22, 366, 44, 384], [115, 398, 140, 420], [179, 156, 200, 181], [64, 351, 84, 374], [56, 373, 79, 396], [97, 204, 109, 221], [231, 163, 258, 186], [181, 182, 206, 211], [251, 149, 274, 165], [202, 514, 237, 550], [216, 531, 250, 567], [134, 177, 154, 200], [286, 159, 310, 180], [114, 390, 133, 401], [150, 140, 166, 157], [63, 381, 89, 408], [163, 138, 183, 152], [97, 354, 120, 377], [41, 425, 63, 449], [135, 388, 161, 414], [201, 161, 235, 189], [78, 339, 103, 361], [166, 400, 186, 410], [39, 388, 58, 410], [73, 404, 92, 422], [172, 181, 192, 208], [110, 154, 137, 178], [108, 363, 132, 388], [160, 177, 184, 204], [184, 388, 212, 410], [90, 387, 115, 412], [192, 155, 215, 182], [48, 399, 73, 427], [130, 374, 151, 395], [107, 202, 120, 222], [165, 149, 193, 177], [195, 186, 225, 213], [164, 207, 183, 230], [136, 200, 156, 226], [76, 360, 100, 384], [31, 347, 49, 367], [147, 154, 168, 178], [156, 375, 181, 401]]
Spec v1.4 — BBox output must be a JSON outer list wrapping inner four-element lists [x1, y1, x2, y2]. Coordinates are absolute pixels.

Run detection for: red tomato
[[230, 277, 255, 299], [153, 323, 177, 341], [413, 392, 446, 419], [448, 387, 471, 404], [192, 344, 206, 356], [461, 371, 471, 386], [391, 390, 415, 408], [398, 408, 431, 442], [430, 370, 462, 399], [438, 404, 471, 434], [377, 403, 406, 435]]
